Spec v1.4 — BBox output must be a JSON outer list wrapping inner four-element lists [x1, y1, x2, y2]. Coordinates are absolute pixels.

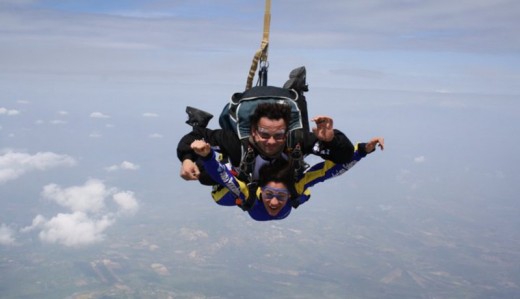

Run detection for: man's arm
[[177, 127, 243, 181], [177, 131, 204, 181]]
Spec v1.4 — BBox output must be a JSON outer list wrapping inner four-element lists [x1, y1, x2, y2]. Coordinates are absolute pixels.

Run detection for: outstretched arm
[[295, 137, 385, 194]]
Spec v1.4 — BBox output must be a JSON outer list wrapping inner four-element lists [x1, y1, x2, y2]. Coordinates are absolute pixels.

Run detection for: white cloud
[[22, 179, 139, 247], [37, 212, 115, 247], [57, 110, 68, 115], [0, 107, 20, 116], [113, 191, 139, 215], [0, 150, 76, 184], [120, 161, 139, 170], [41, 179, 109, 213], [105, 165, 119, 172], [106, 161, 140, 172], [50, 119, 67, 125], [89, 132, 102, 138], [90, 112, 110, 119], [20, 215, 46, 233], [143, 112, 159, 117], [414, 156, 426, 163], [149, 133, 163, 139], [0, 224, 16, 246]]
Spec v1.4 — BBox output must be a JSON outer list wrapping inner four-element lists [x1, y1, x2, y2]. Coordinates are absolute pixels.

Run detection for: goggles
[[261, 186, 290, 202], [256, 127, 286, 141]]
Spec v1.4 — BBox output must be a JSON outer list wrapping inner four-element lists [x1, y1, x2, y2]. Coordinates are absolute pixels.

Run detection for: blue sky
[[1, 1, 519, 296], [1, 0, 519, 96]]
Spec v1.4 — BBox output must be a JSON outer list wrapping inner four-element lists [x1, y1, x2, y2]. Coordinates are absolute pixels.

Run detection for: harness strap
[[246, 0, 271, 90], [238, 142, 256, 182], [290, 144, 303, 175], [236, 142, 258, 211], [287, 128, 309, 178], [287, 140, 308, 209]]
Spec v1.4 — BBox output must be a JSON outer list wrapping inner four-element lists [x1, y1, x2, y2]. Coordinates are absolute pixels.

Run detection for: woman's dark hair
[[257, 159, 294, 189]]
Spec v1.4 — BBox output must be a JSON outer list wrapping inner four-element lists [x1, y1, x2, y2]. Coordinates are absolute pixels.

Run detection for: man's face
[[251, 117, 287, 157], [261, 182, 290, 217]]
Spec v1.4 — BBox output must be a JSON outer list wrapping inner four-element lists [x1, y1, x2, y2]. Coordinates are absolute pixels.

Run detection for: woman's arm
[[191, 140, 250, 201], [295, 137, 384, 194]]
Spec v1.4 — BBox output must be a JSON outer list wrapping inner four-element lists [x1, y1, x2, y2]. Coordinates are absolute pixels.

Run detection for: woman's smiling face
[[261, 182, 290, 216]]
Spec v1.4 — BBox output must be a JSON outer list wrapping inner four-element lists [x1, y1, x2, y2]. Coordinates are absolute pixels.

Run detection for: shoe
[[283, 66, 308, 93], [185, 106, 213, 128]]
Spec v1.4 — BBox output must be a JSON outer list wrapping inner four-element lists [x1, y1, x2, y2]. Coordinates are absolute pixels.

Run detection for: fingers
[[374, 137, 384, 150], [180, 168, 200, 180], [180, 160, 200, 180], [311, 116, 333, 127], [311, 116, 334, 142], [311, 116, 332, 122], [366, 137, 385, 152], [181, 171, 199, 180]]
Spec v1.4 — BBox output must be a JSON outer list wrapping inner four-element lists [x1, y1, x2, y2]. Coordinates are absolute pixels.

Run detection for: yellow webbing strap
[[246, 0, 271, 90]]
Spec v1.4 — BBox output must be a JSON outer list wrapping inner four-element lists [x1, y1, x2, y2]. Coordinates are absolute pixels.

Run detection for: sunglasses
[[261, 186, 290, 202], [256, 127, 286, 141]]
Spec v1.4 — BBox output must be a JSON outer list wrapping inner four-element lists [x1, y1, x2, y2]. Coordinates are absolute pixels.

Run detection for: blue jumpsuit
[[202, 144, 368, 221]]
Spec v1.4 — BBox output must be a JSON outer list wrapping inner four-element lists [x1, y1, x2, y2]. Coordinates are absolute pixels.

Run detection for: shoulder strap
[[236, 141, 258, 211], [237, 140, 255, 182]]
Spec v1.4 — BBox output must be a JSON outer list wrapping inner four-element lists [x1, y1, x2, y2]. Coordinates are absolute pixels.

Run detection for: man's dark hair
[[257, 159, 294, 189], [250, 102, 291, 131]]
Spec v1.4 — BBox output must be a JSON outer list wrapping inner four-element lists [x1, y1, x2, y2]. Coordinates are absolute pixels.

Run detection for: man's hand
[[311, 116, 334, 142], [180, 159, 200, 181], [365, 137, 385, 153], [191, 140, 211, 157]]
